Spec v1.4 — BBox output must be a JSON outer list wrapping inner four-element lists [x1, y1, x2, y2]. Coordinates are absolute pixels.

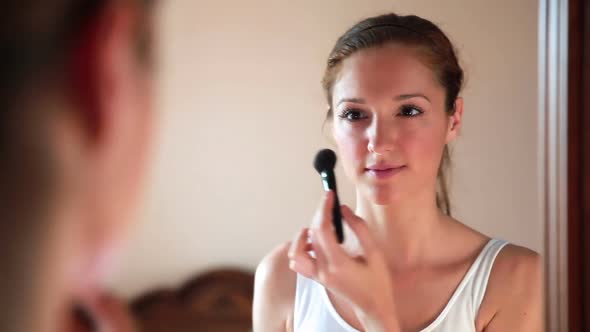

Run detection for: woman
[[0, 0, 156, 331], [253, 13, 541, 332]]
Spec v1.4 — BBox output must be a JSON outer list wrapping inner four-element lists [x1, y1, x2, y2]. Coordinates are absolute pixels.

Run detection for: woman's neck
[[354, 189, 446, 270]]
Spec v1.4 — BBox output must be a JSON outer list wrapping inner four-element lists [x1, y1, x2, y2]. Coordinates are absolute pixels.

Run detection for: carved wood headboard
[[131, 268, 254, 332]]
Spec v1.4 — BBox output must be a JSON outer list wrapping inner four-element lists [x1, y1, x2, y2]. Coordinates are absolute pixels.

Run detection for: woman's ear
[[446, 97, 464, 143], [68, 2, 138, 146]]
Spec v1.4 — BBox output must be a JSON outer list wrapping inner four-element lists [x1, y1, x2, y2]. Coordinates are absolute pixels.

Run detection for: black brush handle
[[321, 170, 344, 243]]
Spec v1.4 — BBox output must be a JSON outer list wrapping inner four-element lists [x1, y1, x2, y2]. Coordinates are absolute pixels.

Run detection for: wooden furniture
[[131, 268, 254, 332]]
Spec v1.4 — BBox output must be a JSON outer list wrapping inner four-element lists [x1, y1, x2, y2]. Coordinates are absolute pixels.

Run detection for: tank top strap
[[467, 238, 509, 314]]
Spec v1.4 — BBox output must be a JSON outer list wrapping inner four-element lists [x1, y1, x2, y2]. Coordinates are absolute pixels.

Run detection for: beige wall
[[108, 0, 541, 297]]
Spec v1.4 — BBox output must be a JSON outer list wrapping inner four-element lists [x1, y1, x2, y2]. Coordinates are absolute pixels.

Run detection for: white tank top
[[293, 238, 508, 332]]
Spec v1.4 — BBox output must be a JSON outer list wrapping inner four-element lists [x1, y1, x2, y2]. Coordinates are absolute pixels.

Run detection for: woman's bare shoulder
[[477, 243, 542, 330], [255, 241, 297, 301], [253, 242, 297, 332], [488, 243, 541, 294]]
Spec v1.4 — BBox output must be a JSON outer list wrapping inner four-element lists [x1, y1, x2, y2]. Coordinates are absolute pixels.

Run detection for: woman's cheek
[[334, 128, 366, 182], [403, 129, 445, 178]]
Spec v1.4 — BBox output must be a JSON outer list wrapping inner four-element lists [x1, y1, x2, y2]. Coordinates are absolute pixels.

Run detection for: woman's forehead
[[332, 46, 444, 103]]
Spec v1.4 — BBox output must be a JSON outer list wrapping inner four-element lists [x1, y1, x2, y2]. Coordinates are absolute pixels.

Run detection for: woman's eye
[[399, 105, 424, 117], [339, 109, 368, 121]]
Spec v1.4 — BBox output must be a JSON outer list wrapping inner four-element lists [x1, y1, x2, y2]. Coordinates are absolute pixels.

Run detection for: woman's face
[[331, 44, 460, 206]]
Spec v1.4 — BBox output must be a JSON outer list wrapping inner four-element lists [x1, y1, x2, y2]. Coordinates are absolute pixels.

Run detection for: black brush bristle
[[313, 149, 337, 173]]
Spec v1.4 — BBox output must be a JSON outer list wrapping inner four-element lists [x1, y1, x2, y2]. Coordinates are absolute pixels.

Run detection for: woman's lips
[[364, 165, 406, 179]]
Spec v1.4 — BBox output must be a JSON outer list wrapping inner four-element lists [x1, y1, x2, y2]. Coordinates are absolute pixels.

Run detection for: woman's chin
[[372, 195, 396, 206], [362, 186, 401, 206]]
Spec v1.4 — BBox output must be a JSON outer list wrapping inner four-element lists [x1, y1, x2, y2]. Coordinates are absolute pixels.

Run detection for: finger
[[310, 225, 350, 289], [341, 205, 377, 256], [288, 228, 310, 260], [289, 255, 317, 279], [86, 293, 137, 332], [288, 228, 317, 279], [310, 191, 335, 270], [288, 228, 313, 260], [311, 190, 334, 229], [291, 241, 313, 254], [310, 190, 333, 260], [101, 295, 136, 332], [316, 191, 350, 266], [71, 304, 95, 332], [315, 213, 348, 266], [309, 227, 328, 276]]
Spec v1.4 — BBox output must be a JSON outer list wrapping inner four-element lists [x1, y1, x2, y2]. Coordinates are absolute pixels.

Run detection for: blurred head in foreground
[[0, 0, 157, 330]]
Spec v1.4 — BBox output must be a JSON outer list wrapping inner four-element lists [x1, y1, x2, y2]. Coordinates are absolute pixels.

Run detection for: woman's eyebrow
[[336, 97, 366, 106], [395, 93, 431, 103]]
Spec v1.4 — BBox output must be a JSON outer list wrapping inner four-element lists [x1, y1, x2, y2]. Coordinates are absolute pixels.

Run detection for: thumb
[[89, 293, 137, 332]]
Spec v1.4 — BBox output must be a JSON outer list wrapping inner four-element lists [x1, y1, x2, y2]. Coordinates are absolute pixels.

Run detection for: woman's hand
[[70, 293, 137, 332], [288, 191, 400, 332]]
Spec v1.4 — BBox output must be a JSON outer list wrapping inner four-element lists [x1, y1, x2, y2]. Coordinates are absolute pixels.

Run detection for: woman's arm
[[482, 246, 543, 331], [253, 242, 297, 332]]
